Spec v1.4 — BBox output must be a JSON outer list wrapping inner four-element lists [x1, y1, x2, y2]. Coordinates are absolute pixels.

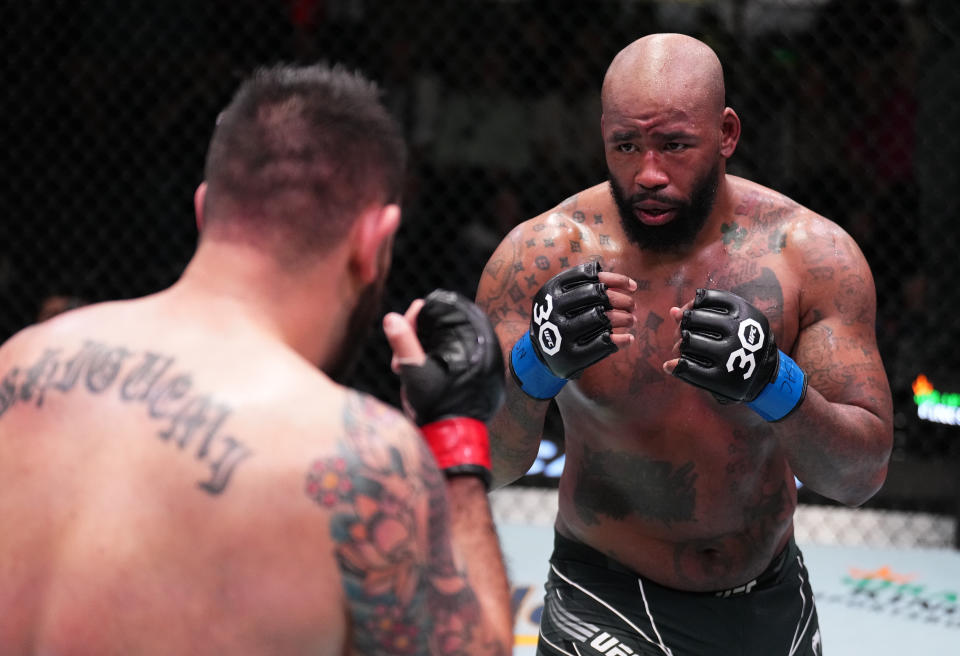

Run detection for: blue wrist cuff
[[510, 333, 567, 400], [746, 351, 808, 421]]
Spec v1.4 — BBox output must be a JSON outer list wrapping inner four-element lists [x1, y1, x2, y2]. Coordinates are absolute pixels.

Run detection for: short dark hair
[[201, 63, 406, 261]]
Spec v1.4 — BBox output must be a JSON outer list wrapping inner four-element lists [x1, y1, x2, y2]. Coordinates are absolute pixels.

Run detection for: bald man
[[477, 33, 892, 655], [0, 64, 512, 654]]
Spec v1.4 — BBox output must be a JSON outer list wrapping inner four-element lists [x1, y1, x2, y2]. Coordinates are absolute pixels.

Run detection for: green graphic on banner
[[912, 375, 960, 426], [819, 564, 959, 628]]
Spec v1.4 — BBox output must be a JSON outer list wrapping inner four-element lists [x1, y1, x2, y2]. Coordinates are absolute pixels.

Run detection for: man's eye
[[615, 143, 637, 153], [664, 143, 688, 152]]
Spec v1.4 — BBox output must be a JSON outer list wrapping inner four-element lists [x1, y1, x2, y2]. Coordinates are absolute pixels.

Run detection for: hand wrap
[[672, 288, 807, 421], [510, 262, 618, 399], [399, 290, 505, 487]]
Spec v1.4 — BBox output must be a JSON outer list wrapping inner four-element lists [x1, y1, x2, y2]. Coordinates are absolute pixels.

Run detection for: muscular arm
[[775, 225, 893, 506], [308, 392, 510, 655], [475, 226, 550, 488], [476, 210, 635, 489]]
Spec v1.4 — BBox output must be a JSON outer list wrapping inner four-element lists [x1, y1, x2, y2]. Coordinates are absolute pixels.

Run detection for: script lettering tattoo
[[49, 341, 131, 395], [121, 352, 175, 401], [0, 341, 251, 494], [735, 192, 799, 229], [307, 393, 502, 656], [708, 258, 760, 290], [20, 348, 63, 405], [0, 369, 19, 415], [574, 445, 697, 526]]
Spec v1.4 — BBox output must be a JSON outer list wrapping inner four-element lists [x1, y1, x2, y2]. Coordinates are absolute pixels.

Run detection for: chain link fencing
[[4, 0, 959, 541]]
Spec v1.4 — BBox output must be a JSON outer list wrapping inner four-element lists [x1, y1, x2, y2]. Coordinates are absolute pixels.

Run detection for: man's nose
[[635, 151, 669, 190]]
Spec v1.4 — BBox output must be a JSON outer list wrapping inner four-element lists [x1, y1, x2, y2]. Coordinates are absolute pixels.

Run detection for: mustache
[[629, 192, 685, 206]]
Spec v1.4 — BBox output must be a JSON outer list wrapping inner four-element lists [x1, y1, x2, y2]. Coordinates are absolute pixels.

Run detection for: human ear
[[349, 203, 401, 284], [719, 108, 741, 158], [194, 182, 208, 232]]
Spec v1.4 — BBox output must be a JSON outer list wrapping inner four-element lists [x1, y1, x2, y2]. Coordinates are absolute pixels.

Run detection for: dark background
[[4, 0, 959, 530]]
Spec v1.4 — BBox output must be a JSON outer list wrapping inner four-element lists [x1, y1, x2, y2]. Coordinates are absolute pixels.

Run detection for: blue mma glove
[[672, 288, 807, 421], [510, 262, 618, 400]]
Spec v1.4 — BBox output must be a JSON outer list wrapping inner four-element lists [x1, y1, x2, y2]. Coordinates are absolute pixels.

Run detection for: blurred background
[[4, 0, 960, 546]]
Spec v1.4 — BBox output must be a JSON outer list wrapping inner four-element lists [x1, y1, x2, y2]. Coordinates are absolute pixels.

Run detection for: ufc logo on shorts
[[726, 317, 764, 379], [533, 293, 562, 356], [589, 631, 635, 656]]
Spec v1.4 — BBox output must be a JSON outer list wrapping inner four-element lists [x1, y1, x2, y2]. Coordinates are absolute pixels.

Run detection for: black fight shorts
[[537, 532, 822, 656]]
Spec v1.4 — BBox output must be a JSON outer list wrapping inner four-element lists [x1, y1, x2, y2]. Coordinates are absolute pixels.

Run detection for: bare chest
[[578, 244, 801, 418]]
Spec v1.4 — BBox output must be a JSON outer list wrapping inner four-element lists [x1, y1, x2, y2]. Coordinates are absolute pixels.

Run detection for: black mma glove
[[399, 290, 505, 487], [510, 261, 618, 399], [672, 288, 808, 421]]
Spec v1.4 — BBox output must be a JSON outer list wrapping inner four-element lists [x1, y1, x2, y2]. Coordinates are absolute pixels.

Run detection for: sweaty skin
[[477, 34, 892, 592], [0, 287, 509, 654]]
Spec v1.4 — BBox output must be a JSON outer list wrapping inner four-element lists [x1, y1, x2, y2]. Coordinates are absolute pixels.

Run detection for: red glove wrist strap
[[421, 417, 492, 485]]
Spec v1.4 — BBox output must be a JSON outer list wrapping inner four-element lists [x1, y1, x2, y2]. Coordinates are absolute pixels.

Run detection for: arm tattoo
[[307, 393, 501, 656], [0, 340, 251, 494], [835, 274, 872, 325]]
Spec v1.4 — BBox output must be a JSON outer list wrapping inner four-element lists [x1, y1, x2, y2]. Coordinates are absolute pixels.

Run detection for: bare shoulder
[[728, 176, 865, 265], [325, 387, 427, 464], [300, 383, 436, 501], [729, 177, 874, 327], [0, 323, 43, 367], [477, 182, 617, 327], [0, 300, 134, 370]]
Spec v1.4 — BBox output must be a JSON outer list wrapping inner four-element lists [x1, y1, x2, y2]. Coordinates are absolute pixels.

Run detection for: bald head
[[602, 34, 726, 119]]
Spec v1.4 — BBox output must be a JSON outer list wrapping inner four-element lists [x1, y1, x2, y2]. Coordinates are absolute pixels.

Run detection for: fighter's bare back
[[0, 295, 437, 654], [478, 175, 884, 591]]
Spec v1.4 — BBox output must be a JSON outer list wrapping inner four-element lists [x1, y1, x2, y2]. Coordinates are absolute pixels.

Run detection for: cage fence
[[4, 0, 959, 541]]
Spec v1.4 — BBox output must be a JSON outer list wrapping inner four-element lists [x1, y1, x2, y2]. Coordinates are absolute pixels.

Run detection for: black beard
[[323, 272, 386, 384], [608, 162, 720, 253]]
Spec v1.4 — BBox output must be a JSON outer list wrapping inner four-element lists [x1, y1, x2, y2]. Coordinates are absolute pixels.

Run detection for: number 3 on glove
[[672, 288, 808, 421], [511, 262, 618, 400]]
